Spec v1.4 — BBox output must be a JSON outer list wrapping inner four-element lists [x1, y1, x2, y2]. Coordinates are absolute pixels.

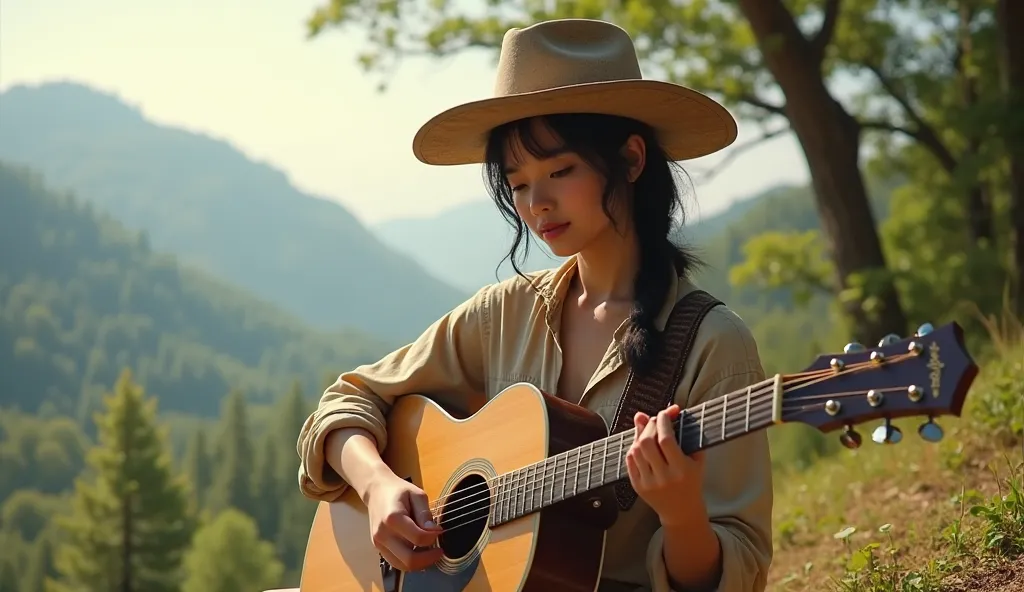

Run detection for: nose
[[527, 186, 555, 216]]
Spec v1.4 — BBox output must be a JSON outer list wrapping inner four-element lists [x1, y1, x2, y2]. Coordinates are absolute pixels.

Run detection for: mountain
[[0, 81, 466, 343], [376, 180, 897, 309], [0, 161, 390, 419], [374, 200, 566, 292]]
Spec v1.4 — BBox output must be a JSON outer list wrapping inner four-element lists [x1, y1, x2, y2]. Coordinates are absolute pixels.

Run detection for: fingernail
[[424, 520, 435, 527]]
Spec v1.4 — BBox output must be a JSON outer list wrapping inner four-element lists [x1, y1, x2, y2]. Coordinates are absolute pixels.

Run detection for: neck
[[574, 229, 640, 303], [486, 374, 784, 527]]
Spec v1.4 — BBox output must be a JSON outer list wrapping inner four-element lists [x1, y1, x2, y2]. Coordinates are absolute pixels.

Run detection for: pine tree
[[252, 433, 281, 540], [181, 508, 284, 592], [183, 427, 212, 511], [208, 389, 254, 516], [50, 369, 195, 592]]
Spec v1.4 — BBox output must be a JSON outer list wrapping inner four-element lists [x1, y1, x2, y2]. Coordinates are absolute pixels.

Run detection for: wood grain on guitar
[[285, 322, 978, 592]]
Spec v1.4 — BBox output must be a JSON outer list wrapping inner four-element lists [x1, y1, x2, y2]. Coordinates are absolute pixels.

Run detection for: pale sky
[[1, 0, 810, 225]]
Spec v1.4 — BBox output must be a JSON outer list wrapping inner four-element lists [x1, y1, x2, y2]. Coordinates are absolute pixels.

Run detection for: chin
[[545, 240, 583, 259]]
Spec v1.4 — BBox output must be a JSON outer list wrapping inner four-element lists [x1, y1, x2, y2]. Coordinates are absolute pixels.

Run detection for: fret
[[745, 386, 751, 432], [699, 401, 706, 448], [498, 473, 508, 524], [523, 464, 533, 515], [516, 468, 526, 518], [615, 434, 625, 481], [551, 453, 562, 503], [572, 448, 580, 496], [542, 457, 552, 507], [721, 394, 728, 442], [585, 442, 593, 490]]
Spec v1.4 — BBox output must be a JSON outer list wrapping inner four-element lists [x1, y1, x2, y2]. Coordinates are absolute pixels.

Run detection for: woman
[[297, 18, 773, 592]]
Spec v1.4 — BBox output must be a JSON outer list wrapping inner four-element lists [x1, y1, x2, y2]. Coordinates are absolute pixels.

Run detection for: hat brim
[[411, 79, 737, 166]]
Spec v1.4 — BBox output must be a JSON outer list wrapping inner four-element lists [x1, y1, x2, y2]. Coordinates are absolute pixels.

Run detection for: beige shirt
[[297, 256, 773, 592]]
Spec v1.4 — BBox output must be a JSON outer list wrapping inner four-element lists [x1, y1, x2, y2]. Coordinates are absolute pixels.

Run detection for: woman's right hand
[[365, 472, 446, 573]]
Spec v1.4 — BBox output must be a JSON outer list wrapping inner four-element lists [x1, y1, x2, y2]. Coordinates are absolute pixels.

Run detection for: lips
[[538, 222, 570, 240]]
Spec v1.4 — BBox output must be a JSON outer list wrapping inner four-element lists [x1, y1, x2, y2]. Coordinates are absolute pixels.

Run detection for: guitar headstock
[[780, 322, 978, 448]]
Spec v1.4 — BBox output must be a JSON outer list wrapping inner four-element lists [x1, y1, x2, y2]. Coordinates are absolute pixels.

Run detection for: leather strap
[[608, 289, 723, 511]]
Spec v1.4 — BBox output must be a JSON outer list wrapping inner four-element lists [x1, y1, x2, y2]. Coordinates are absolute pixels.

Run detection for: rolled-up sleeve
[[646, 309, 774, 592], [296, 284, 493, 502]]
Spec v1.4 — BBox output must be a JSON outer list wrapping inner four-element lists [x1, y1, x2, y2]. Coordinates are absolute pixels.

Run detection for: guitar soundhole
[[437, 473, 489, 560]]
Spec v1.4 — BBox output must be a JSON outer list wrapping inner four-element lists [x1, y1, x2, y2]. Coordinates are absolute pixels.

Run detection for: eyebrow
[[503, 148, 571, 175]]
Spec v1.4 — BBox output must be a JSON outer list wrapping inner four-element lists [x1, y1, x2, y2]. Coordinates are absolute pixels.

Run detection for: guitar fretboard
[[487, 375, 781, 525]]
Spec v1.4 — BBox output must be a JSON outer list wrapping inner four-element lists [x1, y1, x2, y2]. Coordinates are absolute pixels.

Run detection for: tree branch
[[810, 0, 842, 66], [738, 93, 788, 116], [690, 125, 791, 183], [864, 64, 958, 172]]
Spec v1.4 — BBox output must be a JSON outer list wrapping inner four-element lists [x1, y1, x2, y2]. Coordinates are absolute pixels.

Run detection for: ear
[[621, 134, 647, 183]]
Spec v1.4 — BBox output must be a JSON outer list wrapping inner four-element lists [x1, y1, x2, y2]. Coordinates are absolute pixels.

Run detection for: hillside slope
[[0, 162, 389, 419], [0, 81, 466, 343]]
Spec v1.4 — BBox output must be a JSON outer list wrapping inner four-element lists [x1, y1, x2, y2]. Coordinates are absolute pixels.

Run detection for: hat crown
[[493, 19, 643, 96]]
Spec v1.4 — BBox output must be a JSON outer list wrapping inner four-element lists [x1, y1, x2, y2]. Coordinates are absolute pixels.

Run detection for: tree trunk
[[959, 2, 993, 245], [737, 0, 909, 343], [998, 0, 1024, 314]]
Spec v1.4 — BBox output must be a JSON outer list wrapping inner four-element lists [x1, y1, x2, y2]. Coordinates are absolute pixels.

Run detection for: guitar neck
[[488, 375, 783, 526]]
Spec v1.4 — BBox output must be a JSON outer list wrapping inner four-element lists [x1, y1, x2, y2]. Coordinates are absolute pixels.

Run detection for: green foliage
[[0, 162, 388, 418], [181, 508, 284, 592], [207, 389, 256, 516], [831, 524, 946, 592], [968, 459, 1024, 558], [49, 369, 195, 592], [729, 230, 834, 308]]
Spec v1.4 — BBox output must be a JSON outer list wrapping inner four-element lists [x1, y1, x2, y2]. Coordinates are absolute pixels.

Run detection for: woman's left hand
[[625, 404, 707, 526]]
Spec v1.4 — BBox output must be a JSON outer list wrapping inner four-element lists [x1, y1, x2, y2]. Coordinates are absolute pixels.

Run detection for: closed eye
[[551, 166, 574, 178]]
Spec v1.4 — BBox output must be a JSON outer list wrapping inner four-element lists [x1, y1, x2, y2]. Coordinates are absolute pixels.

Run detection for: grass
[[767, 307, 1024, 592]]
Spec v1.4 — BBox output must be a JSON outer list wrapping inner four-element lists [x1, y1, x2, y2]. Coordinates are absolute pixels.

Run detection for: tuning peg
[[871, 418, 903, 444], [843, 342, 866, 354], [915, 323, 935, 337], [918, 418, 944, 443], [877, 333, 901, 347], [839, 425, 862, 449]]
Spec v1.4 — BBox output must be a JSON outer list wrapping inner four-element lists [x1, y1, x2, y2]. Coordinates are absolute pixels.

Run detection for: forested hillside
[[0, 162, 389, 420], [0, 82, 467, 343]]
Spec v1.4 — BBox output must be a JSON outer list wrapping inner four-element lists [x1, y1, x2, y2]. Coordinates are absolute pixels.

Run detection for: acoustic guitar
[[296, 323, 978, 592]]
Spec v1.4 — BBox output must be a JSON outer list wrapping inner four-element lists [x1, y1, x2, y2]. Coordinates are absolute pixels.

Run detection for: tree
[[303, 0, 916, 341], [997, 0, 1024, 313], [49, 369, 195, 592], [181, 508, 284, 592], [207, 389, 255, 516], [183, 427, 212, 511]]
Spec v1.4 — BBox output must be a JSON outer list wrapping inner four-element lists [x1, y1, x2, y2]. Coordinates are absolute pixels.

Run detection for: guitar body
[[299, 383, 620, 592]]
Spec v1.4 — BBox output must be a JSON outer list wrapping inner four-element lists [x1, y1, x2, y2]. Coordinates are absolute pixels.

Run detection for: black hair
[[483, 113, 704, 373]]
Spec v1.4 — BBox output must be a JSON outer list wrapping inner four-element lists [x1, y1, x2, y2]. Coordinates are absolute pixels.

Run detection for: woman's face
[[504, 118, 643, 258]]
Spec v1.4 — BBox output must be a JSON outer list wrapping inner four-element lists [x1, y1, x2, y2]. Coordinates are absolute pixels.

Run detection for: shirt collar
[[535, 255, 690, 334]]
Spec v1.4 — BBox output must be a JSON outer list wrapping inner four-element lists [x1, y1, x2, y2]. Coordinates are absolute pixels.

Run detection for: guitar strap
[[607, 288, 723, 511]]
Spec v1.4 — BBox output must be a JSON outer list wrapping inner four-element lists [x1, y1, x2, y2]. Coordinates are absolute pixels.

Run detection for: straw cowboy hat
[[412, 18, 738, 166]]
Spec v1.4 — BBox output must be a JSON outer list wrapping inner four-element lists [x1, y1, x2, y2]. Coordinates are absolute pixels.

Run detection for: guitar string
[[420, 353, 909, 519], [424, 352, 909, 513], [432, 383, 918, 537], [429, 382, 913, 530], [425, 353, 911, 519]]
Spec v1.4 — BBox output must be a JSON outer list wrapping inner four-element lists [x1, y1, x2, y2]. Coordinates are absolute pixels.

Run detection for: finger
[[633, 412, 650, 437], [386, 507, 439, 548], [408, 488, 441, 530], [655, 408, 688, 465], [625, 447, 644, 487], [627, 445, 654, 483], [637, 413, 667, 469], [378, 532, 444, 572]]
